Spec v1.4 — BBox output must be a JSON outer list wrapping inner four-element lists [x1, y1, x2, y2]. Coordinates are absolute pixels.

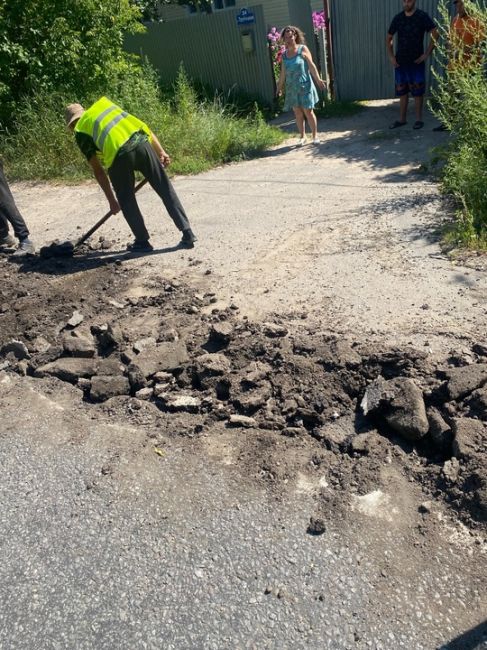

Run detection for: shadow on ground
[[439, 619, 487, 650], [7, 244, 184, 276], [267, 101, 449, 177]]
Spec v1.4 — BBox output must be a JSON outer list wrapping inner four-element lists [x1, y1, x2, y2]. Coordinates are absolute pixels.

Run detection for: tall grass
[[1, 65, 286, 181], [431, 0, 487, 246]]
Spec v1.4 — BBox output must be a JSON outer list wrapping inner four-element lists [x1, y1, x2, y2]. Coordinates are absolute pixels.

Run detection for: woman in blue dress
[[276, 26, 326, 145]]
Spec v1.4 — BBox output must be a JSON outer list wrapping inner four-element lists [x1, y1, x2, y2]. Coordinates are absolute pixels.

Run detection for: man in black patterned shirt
[[387, 0, 438, 130]]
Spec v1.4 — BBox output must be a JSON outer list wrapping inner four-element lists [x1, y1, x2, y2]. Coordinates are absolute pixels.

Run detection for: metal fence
[[125, 4, 275, 105], [329, 0, 447, 100]]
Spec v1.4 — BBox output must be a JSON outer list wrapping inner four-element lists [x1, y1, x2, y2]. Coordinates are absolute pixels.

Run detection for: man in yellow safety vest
[[65, 97, 197, 252]]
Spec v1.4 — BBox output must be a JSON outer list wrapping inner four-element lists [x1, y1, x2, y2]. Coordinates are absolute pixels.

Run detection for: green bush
[[431, 0, 487, 245], [0, 0, 144, 129]]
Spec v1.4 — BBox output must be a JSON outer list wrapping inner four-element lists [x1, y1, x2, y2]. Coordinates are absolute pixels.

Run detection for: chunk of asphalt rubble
[[451, 417, 486, 460], [66, 310, 84, 328], [0, 340, 30, 360], [228, 414, 257, 428], [361, 376, 429, 441], [107, 299, 126, 309], [62, 333, 96, 358], [32, 336, 51, 354], [157, 393, 201, 413], [127, 364, 147, 392], [281, 427, 306, 437], [307, 517, 326, 536], [153, 383, 172, 396], [442, 458, 460, 483], [133, 337, 157, 354], [93, 323, 124, 350], [131, 341, 189, 379], [153, 371, 174, 383], [34, 358, 98, 383], [135, 387, 153, 400], [77, 377, 91, 391], [209, 322, 233, 345], [90, 375, 131, 402], [427, 407, 453, 452], [262, 322, 288, 338], [445, 363, 487, 401]]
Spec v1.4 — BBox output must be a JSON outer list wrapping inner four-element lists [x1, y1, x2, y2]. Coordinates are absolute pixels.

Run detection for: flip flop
[[413, 121, 424, 130], [389, 120, 407, 129]]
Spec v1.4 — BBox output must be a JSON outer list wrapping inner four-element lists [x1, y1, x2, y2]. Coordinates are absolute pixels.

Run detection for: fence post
[[323, 0, 335, 99]]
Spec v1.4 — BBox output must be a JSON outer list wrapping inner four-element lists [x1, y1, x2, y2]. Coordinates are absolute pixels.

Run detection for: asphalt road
[[0, 375, 485, 649]]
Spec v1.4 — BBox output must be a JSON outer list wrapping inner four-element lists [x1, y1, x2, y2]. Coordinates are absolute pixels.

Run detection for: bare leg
[[399, 94, 409, 123], [414, 95, 424, 122], [303, 108, 318, 139], [293, 107, 305, 137]]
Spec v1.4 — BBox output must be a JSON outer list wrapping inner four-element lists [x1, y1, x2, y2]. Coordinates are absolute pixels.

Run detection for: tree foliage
[[0, 0, 144, 128], [134, 0, 213, 19]]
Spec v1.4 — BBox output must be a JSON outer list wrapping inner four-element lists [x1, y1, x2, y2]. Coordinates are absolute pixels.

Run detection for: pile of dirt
[[1, 253, 486, 527]]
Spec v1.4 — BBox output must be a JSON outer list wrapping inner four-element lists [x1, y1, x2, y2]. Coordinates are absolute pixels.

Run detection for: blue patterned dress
[[282, 45, 319, 111]]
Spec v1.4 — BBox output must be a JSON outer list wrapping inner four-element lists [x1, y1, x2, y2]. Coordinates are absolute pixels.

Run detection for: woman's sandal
[[413, 121, 424, 130], [389, 120, 407, 129]]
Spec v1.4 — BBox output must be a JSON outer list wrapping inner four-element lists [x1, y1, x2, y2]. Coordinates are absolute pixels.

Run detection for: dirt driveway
[[1, 101, 486, 649]]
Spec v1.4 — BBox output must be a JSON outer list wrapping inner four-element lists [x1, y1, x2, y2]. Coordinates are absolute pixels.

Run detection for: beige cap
[[65, 103, 85, 127]]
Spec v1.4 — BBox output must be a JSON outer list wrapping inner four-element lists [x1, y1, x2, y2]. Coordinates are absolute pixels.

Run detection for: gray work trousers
[[0, 161, 29, 241], [108, 140, 190, 242]]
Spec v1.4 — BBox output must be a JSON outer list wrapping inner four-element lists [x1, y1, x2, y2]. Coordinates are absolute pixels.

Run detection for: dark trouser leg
[[0, 162, 29, 240], [133, 141, 191, 232], [108, 153, 150, 242]]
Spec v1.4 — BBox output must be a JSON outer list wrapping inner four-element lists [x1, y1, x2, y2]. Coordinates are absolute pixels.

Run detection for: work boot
[[0, 234, 16, 249], [179, 228, 197, 249], [12, 237, 35, 256], [126, 239, 153, 252]]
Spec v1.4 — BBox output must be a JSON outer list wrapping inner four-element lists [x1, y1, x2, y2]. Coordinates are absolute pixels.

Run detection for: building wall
[[126, 4, 276, 104]]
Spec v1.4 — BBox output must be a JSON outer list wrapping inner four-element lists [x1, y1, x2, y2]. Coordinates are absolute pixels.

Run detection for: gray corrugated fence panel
[[287, 0, 318, 63], [316, 28, 329, 86], [329, 0, 448, 101], [125, 5, 275, 104]]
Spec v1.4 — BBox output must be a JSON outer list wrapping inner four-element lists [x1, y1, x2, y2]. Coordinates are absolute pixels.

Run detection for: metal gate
[[329, 0, 445, 100]]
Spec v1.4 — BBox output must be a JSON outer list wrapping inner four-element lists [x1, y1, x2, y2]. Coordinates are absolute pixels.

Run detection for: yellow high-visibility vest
[[75, 96, 152, 169]]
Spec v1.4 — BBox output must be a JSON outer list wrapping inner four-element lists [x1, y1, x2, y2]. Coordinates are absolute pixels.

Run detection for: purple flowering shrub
[[312, 11, 326, 34], [267, 27, 285, 82], [312, 11, 327, 32]]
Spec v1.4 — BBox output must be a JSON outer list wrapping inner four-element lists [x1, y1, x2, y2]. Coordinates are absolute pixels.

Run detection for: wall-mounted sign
[[236, 8, 255, 25]]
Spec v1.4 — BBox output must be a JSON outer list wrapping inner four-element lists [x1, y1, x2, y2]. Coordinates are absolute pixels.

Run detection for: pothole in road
[[1, 253, 486, 529]]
